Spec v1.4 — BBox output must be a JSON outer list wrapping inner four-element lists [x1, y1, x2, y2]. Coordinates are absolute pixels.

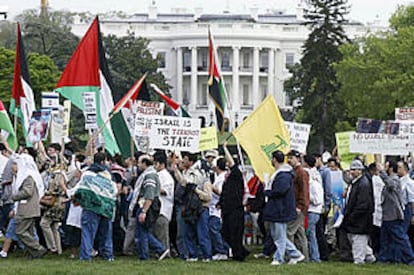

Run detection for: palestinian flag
[[110, 74, 147, 157], [10, 22, 35, 139], [208, 29, 230, 133], [0, 100, 17, 151], [55, 17, 120, 155], [150, 83, 190, 117]]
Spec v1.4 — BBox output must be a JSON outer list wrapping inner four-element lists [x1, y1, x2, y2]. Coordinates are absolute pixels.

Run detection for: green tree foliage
[[336, 4, 414, 124], [0, 21, 17, 49], [0, 47, 60, 108], [284, 0, 349, 152], [16, 9, 79, 70], [103, 33, 170, 102]]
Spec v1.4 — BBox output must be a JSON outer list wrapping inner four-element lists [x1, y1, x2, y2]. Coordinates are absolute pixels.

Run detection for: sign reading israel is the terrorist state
[[134, 115, 201, 152]]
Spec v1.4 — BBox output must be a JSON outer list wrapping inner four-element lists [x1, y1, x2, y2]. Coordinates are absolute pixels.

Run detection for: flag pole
[[13, 110, 18, 136]]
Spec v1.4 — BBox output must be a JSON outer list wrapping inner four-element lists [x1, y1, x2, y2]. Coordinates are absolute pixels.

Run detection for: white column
[[267, 48, 275, 97], [232, 46, 240, 126], [190, 46, 197, 111], [253, 47, 260, 107], [176, 47, 183, 104], [274, 48, 284, 107]]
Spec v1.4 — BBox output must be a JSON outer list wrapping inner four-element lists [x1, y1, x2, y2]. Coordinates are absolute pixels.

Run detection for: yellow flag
[[233, 95, 290, 182]]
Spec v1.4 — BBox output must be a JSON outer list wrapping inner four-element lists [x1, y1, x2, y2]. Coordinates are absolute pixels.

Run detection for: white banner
[[134, 115, 201, 152], [82, 92, 97, 130], [349, 132, 414, 155], [396, 107, 414, 121], [285, 122, 311, 153]]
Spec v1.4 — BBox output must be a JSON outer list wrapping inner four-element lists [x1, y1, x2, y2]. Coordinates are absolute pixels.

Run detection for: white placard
[[285, 122, 311, 153], [134, 115, 201, 152], [50, 106, 64, 143], [349, 132, 414, 155], [62, 100, 71, 138], [396, 107, 414, 121], [83, 92, 97, 130], [41, 92, 59, 109]]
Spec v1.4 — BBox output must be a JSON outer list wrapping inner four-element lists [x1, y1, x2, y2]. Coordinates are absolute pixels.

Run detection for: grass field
[[0, 248, 413, 275]]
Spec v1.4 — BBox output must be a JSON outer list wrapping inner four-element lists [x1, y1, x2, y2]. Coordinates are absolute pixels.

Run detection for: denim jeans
[[208, 216, 228, 255], [175, 206, 188, 259], [379, 220, 414, 264], [184, 208, 212, 259], [308, 212, 321, 262], [403, 204, 412, 233], [135, 208, 166, 260], [80, 209, 113, 260], [270, 222, 302, 263]]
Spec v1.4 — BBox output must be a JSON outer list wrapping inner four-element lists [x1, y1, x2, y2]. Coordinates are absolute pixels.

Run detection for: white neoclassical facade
[[70, 4, 381, 127]]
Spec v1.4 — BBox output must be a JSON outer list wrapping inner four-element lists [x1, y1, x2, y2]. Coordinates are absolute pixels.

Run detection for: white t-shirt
[[372, 175, 384, 227], [158, 168, 174, 222], [209, 172, 225, 218]]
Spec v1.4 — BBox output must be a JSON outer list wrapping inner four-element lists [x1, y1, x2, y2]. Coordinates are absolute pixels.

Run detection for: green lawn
[[0, 249, 412, 275]]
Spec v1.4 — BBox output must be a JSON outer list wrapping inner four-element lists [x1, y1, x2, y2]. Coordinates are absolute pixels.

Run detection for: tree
[[336, 4, 414, 123], [0, 21, 17, 50], [103, 33, 170, 102], [0, 47, 60, 108], [16, 9, 79, 70], [284, 0, 349, 152]]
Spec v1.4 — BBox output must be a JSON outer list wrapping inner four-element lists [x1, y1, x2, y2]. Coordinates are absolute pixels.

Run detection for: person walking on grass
[[263, 150, 305, 266]]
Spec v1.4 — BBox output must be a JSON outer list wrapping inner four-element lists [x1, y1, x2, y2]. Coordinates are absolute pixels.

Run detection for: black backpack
[[181, 183, 204, 225]]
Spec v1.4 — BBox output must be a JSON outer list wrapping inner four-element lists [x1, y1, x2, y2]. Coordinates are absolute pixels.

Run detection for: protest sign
[[349, 132, 414, 155], [395, 107, 414, 121], [82, 92, 97, 130], [199, 127, 218, 151], [285, 122, 311, 153], [357, 118, 400, 135], [41, 92, 59, 109], [134, 115, 201, 152], [62, 100, 71, 138], [50, 106, 64, 143], [136, 100, 164, 115], [27, 109, 51, 143], [335, 131, 359, 170]]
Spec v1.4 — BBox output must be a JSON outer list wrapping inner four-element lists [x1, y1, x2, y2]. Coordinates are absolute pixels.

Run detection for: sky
[[1, 0, 413, 26]]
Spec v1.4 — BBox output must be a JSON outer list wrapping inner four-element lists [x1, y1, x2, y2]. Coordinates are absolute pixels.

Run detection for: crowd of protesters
[[0, 136, 413, 266]]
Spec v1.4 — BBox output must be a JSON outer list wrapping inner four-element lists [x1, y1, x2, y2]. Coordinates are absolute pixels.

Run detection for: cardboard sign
[[134, 115, 201, 152], [285, 122, 311, 153], [82, 92, 97, 130], [199, 127, 218, 151], [27, 109, 51, 143], [335, 132, 359, 170]]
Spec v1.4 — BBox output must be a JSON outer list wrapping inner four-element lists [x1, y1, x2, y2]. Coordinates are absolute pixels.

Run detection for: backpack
[[308, 168, 324, 206], [181, 183, 204, 224]]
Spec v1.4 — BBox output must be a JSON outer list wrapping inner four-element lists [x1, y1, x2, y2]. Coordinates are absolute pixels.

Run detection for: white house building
[[70, 3, 380, 127]]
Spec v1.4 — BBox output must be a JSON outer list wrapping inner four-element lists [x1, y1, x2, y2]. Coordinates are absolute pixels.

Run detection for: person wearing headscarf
[[12, 153, 47, 259]]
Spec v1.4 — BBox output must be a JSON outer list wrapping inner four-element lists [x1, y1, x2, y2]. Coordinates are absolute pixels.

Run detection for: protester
[[74, 152, 117, 261], [172, 152, 212, 262], [342, 159, 375, 264], [263, 150, 305, 265], [218, 141, 249, 261], [12, 153, 47, 259], [369, 162, 384, 256], [129, 154, 169, 260], [286, 150, 310, 261]]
